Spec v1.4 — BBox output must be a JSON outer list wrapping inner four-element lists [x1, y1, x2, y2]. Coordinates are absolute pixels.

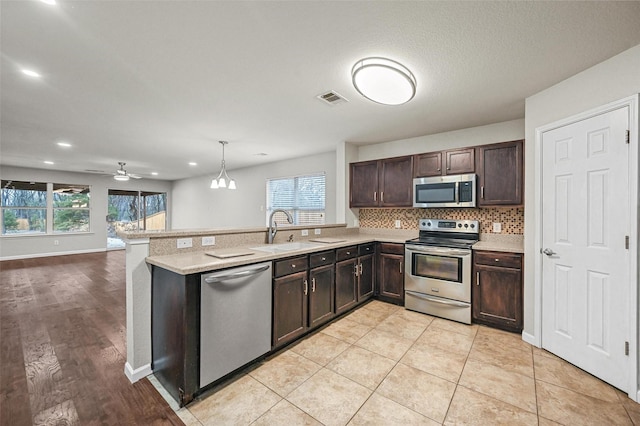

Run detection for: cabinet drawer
[[474, 251, 522, 269], [358, 243, 375, 256], [274, 256, 308, 278], [336, 246, 357, 261], [309, 250, 335, 268], [378, 242, 404, 255]]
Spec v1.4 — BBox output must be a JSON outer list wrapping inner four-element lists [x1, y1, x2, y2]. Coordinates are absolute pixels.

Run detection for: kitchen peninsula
[[121, 223, 522, 406]]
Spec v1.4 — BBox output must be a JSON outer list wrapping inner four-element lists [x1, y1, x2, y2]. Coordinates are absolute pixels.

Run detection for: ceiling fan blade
[[129, 174, 142, 179]]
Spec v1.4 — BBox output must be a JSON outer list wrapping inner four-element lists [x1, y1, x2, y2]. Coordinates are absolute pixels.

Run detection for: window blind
[[266, 173, 325, 226]]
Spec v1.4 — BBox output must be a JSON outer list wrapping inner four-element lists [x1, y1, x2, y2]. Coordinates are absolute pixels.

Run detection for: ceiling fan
[[113, 162, 142, 181]]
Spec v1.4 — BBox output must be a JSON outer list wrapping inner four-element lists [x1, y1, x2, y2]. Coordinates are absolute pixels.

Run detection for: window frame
[[1, 180, 92, 237], [266, 172, 326, 227]]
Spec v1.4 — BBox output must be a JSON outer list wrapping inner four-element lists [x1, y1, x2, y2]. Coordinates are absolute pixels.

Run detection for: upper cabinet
[[413, 148, 475, 177], [476, 140, 523, 207], [350, 156, 413, 208]]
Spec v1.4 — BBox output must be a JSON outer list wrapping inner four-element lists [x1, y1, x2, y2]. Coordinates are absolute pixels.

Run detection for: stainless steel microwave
[[413, 174, 477, 208]]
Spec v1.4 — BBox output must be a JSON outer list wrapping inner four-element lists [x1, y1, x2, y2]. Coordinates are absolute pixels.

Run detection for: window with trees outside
[[1, 180, 91, 235], [266, 173, 325, 226]]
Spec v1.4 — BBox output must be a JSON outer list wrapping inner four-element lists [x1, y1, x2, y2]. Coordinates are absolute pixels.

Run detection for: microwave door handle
[[455, 181, 459, 204]]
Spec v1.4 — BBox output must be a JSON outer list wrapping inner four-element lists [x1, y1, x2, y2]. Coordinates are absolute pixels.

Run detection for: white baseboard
[[124, 362, 152, 383], [0, 247, 106, 261], [522, 331, 539, 347]]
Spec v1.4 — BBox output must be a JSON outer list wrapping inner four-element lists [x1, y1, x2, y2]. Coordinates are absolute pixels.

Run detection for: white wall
[[523, 43, 640, 338], [171, 151, 337, 229], [0, 166, 172, 259]]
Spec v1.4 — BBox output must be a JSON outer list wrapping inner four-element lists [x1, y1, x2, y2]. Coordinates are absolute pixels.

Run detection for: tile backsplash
[[359, 207, 524, 234]]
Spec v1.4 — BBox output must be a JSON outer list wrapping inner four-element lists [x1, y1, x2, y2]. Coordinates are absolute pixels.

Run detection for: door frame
[[533, 94, 639, 401]]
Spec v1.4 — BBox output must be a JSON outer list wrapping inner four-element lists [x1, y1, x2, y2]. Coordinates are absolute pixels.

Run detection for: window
[[1, 180, 91, 236], [1, 180, 47, 234], [53, 184, 90, 233], [266, 173, 325, 226]]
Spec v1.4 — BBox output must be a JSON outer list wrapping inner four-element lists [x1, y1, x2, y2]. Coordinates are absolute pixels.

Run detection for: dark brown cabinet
[[357, 244, 375, 301], [350, 156, 413, 207], [349, 160, 379, 207], [273, 252, 337, 348], [472, 250, 523, 333], [376, 243, 405, 305], [413, 148, 475, 177], [273, 256, 309, 347], [335, 244, 375, 314], [335, 246, 358, 314], [308, 251, 335, 329], [477, 140, 523, 206]]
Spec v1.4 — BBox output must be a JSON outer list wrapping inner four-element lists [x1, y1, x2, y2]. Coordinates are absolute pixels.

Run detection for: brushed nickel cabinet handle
[[399, 261, 403, 274], [373, 191, 377, 201], [476, 272, 480, 286], [312, 278, 316, 292], [481, 186, 485, 199], [381, 192, 384, 202], [354, 264, 359, 277], [359, 264, 363, 274], [304, 280, 308, 296]]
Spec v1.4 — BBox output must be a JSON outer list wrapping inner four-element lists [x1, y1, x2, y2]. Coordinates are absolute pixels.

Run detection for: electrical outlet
[[177, 237, 193, 249], [301, 229, 309, 236], [314, 228, 321, 235], [492, 222, 502, 233], [395, 220, 401, 229], [54, 240, 59, 246], [202, 236, 215, 246]]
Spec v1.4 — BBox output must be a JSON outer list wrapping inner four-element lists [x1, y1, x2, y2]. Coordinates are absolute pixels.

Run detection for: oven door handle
[[405, 245, 471, 257], [406, 290, 470, 308]]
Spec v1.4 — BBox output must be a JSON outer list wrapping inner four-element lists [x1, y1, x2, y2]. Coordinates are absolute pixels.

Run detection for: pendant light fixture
[[351, 57, 416, 105], [210, 141, 236, 190]]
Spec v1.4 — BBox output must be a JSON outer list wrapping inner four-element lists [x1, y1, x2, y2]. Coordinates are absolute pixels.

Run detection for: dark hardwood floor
[[0, 251, 183, 426]]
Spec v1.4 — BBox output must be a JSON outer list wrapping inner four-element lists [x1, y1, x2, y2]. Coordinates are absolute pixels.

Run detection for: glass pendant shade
[[352, 57, 416, 105], [210, 141, 236, 190]]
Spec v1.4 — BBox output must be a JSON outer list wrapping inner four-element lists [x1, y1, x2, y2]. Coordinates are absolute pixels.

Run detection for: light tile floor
[[168, 300, 640, 425]]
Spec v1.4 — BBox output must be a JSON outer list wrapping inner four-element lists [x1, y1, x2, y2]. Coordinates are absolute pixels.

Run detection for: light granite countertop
[[146, 231, 411, 275], [145, 229, 524, 275], [473, 234, 524, 253]]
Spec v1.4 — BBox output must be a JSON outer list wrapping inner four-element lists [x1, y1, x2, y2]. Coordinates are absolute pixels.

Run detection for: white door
[[541, 106, 630, 390]]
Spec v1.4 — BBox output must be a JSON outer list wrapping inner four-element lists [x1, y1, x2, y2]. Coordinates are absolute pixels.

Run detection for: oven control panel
[[419, 219, 479, 233]]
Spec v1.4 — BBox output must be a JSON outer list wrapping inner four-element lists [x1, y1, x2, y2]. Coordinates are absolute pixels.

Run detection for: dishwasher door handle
[[204, 264, 270, 283]]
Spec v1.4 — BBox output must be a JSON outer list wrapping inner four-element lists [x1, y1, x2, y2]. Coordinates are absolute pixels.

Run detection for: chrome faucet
[[268, 209, 293, 244]]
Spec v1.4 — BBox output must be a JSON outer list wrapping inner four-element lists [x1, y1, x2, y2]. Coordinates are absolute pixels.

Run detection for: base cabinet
[[376, 243, 405, 305], [472, 251, 523, 332], [309, 263, 335, 329], [273, 270, 308, 347], [335, 247, 358, 315]]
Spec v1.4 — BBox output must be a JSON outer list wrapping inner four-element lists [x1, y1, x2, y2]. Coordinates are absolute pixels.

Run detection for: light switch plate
[[395, 220, 401, 229], [314, 229, 321, 235], [202, 236, 215, 246], [177, 237, 193, 249], [301, 229, 309, 236], [492, 222, 502, 233]]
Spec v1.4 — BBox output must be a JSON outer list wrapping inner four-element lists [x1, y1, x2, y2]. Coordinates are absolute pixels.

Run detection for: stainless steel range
[[404, 218, 479, 324]]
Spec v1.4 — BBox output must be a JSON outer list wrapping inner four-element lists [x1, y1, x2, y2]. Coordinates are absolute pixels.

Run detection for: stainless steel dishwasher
[[200, 261, 272, 388]]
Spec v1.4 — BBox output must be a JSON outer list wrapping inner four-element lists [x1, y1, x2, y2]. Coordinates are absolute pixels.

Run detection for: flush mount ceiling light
[[351, 57, 416, 105], [210, 141, 236, 190]]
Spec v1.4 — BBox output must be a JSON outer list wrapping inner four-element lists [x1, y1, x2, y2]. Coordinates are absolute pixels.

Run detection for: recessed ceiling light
[[44, 161, 54, 165], [57, 141, 72, 147], [21, 69, 42, 78], [254, 153, 268, 156], [40, 0, 57, 5], [151, 172, 158, 176], [189, 162, 197, 166]]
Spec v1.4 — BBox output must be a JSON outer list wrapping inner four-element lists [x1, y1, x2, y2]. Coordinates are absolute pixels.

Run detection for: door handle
[[542, 248, 556, 257]]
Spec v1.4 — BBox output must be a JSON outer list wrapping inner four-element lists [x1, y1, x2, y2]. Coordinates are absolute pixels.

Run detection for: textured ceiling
[[2, 1, 640, 181]]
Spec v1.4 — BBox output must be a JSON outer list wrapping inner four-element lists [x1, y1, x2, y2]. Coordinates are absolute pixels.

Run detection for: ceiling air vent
[[317, 91, 348, 106]]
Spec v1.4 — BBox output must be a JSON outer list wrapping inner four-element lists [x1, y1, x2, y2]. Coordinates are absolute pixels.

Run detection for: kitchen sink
[[250, 241, 323, 254]]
